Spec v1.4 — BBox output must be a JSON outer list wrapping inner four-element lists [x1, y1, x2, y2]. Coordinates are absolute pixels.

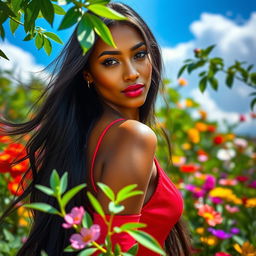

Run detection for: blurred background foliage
[[0, 65, 256, 255]]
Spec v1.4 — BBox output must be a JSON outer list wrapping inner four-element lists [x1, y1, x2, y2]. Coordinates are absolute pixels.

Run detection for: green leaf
[[114, 243, 121, 255], [204, 44, 215, 56], [40, 250, 48, 256], [64, 245, 76, 252], [199, 76, 208, 93], [117, 191, 143, 203], [24, 0, 40, 32], [116, 184, 138, 203], [35, 184, 55, 196], [89, 0, 111, 4], [50, 169, 60, 191], [78, 248, 98, 256], [59, 172, 68, 195], [0, 24, 5, 40], [82, 211, 93, 228], [127, 230, 166, 255], [87, 192, 105, 218], [177, 64, 187, 78], [35, 33, 44, 50], [12, 0, 23, 12], [0, 49, 9, 60], [86, 13, 116, 48], [119, 222, 146, 231], [9, 12, 21, 34], [58, 7, 81, 30], [209, 77, 218, 91], [44, 32, 63, 44], [62, 184, 86, 208], [126, 243, 139, 255], [97, 182, 115, 201], [250, 72, 256, 84], [247, 64, 254, 72], [108, 201, 124, 214], [23, 203, 60, 215], [53, 3, 66, 15], [43, 38, 52, 56], [87, 4, 127, 20], [40, 0, 55, 26], [226, 71, 235, 88], [23, 33, 34, 41], [250, 98, 256, 111], [0, 2, 16, 17], [3, 229, 15, 242], [77, 15, 95, 54]]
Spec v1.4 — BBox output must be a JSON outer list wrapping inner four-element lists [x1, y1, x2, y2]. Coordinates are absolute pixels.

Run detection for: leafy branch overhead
[[0, 0, 127, 59], [178, 45, 256, 110]]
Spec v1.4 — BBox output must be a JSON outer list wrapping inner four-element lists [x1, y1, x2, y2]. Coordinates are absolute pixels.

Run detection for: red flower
[[213, 135, 224, 145], [215, 252, 231, 256], [207, 125, 216, 133], [0, 152, 12, 173], [180, 164, 199, 173], [7, 176, 24, 196], [236, 176, 249, 182]]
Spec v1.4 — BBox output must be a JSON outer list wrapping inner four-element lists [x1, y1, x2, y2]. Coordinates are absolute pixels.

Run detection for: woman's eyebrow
[[97, 42, 146, 58]]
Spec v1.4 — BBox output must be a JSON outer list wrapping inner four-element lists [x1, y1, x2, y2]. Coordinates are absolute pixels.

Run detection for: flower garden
[[0, 69, 256, 255]]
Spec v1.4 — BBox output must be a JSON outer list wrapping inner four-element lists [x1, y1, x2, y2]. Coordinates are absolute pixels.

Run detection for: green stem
[[8, 15, 23, 26], [56, 194, 66, 217], [91, 241, 107, 253]]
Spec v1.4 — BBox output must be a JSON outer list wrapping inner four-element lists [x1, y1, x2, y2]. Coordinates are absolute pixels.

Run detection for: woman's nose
[[123, 62, 139, 81]]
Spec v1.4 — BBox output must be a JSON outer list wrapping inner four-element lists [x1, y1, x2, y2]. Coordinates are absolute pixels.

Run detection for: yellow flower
[[187, 128, 200, 144], [200, 236, 218, 246], [234, 241, 256, 255], [18, 206, 30, 227], [185, 99, 193, 108], [195, 122, 208, 132], [199, 110, 207, 120], [172, 155, 186, 166], [209, 187, 242, 205], [196, 227, 205, 234], [178, 78, 188, 86], [246, 198, 256, 208], [226, 133, 236, 141], [182, 143, 191, 150]]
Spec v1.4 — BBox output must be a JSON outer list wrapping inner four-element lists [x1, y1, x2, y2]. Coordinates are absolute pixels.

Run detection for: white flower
[[217, 149, 236, 161]]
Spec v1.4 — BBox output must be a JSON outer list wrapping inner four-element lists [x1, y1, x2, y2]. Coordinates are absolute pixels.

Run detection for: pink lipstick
[[122, 84, 144, 98]]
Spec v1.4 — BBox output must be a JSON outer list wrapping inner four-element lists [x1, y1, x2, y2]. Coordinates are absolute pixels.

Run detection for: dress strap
[[90, 118, 126, 193]]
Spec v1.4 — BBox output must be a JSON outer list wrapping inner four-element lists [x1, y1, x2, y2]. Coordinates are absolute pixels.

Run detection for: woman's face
[[86, 23, 152, 116]]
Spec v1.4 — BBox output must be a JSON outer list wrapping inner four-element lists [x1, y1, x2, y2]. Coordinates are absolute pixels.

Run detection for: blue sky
[[1, 0, 256, 135]]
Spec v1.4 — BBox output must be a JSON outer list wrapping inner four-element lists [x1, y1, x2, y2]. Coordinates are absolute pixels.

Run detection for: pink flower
[[70, 225, 100, 249], [203, 175, 216, 191], [225, 204, 239, 213], [198, 204, 223, 226], [215, 252, 231, 256], [62, 206, 85, 229], [210, 197, 223, 204], [219, 178, 237, 186]]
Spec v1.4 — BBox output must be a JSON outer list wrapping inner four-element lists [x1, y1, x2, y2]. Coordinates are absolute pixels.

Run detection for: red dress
[[87, 118, 183, 255]]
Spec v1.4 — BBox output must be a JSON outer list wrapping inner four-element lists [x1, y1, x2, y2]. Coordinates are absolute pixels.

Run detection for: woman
[[0, 2, 191, 255]]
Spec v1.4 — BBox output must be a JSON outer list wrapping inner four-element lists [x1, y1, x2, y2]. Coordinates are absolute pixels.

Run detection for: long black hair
[[0, 2, 191, 255]]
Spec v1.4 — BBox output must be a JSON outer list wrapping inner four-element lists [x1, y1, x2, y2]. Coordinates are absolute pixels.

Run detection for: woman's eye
[[134, 50, 148, 60], [101, 58, 118, 66]]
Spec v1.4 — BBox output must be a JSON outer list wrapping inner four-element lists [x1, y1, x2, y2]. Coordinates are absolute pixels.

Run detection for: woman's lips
[[122, 84, 145, 98]]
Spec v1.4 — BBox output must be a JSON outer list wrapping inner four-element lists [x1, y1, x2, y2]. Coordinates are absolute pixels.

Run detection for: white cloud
[[0, 41, 45, 83], [161, 12, 256, 136]]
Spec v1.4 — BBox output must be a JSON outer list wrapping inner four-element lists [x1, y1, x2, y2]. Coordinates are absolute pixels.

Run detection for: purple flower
[[203, 175, 216, 191], [208, 228, 232, 239], [230, 227, 240, 234], [210, 197, 223, 204], [248, 180, 256, 189], [185, 184, 205, 198], [70, 225, 100, 249], [62, 206, 85, 229]]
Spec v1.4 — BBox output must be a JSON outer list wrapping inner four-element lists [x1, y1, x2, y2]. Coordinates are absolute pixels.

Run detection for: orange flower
[[178, 78, 188, 86], [195, 122, 208, 132], [0, 152, 12, 173], [225, 133, 235, 141], [187, 128, 200, 143], [198, 204, 223, 226], [185, 99, 193, 108], [0, 135, 12, 143], [199, 110, 207, 120], [182, 143, 191, 150]]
